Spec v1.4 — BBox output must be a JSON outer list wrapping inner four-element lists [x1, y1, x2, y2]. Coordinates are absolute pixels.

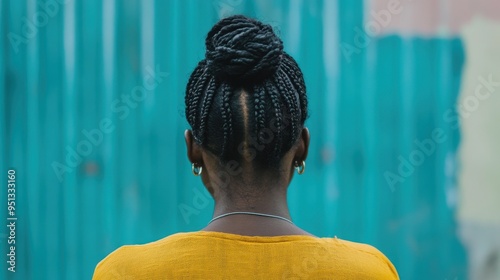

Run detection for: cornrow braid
[[280, 55, 308, 122], [274, 71, 298, 139], [185, 15, 308, 167], [281, 70, 302, 126], [185, 60, 208, 128], [190, 82, 210, 134], [197, 77, 217, 143], [254, 85, 266, 143], [264, 80, 283, 160], [220, 83, 234, 158]]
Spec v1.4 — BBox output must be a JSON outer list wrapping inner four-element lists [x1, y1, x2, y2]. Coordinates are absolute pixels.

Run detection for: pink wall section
[[366, 0, 500, 36]]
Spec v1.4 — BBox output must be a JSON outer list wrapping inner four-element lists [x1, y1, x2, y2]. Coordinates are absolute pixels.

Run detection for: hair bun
[[205, 15, 284, 83]]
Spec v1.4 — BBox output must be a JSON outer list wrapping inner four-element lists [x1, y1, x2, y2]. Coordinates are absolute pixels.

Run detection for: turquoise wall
[[1, 0, 466, 279]]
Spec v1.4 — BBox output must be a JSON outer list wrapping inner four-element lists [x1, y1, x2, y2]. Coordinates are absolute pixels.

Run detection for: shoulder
[[335, 238, 390, 257], [92, 246, 134, 279], [320, 238, 399, 279], [92, 232, 193, 279]]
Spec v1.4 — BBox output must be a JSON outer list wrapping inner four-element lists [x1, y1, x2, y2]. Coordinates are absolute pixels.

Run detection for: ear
[[294, 127, 310, 163], [184, 130, 203, 165]]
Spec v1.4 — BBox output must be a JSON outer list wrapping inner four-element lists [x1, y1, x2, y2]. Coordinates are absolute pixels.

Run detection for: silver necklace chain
[[208, 211, 294, 225]]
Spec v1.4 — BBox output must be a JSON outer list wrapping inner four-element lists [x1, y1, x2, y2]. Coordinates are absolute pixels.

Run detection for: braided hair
[[185, 15, 308, 169]]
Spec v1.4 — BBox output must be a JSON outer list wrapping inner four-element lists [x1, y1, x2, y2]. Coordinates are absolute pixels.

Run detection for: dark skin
[[184, 127, 314, 237]]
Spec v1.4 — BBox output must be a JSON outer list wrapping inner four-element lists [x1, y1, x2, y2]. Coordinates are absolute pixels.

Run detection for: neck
[[212, 185, 291, 219], [202, 183, 315, 237]]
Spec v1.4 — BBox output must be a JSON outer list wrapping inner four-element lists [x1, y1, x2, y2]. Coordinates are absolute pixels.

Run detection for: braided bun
[[205, 15, 284, 83]]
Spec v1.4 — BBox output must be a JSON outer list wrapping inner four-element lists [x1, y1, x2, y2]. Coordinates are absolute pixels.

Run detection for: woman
[[93, 15, 399, 279]]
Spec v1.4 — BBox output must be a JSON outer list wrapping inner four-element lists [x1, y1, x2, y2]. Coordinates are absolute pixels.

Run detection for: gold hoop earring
[[294, 160, 306, 175], [192, 163, 202, 176]]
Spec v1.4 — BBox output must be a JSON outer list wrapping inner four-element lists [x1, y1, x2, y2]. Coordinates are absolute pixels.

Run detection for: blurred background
[[1, 0, 499, 279]]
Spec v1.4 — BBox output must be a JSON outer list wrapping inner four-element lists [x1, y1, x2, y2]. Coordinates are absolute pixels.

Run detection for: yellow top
[[93, 231, 399, 279]]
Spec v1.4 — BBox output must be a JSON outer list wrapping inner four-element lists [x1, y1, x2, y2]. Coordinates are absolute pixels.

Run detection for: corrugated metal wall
[[1, 0, 466, 279]]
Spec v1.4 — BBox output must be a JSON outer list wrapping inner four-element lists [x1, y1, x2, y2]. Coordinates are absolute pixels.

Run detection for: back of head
[[185, 15, 308, 169]]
